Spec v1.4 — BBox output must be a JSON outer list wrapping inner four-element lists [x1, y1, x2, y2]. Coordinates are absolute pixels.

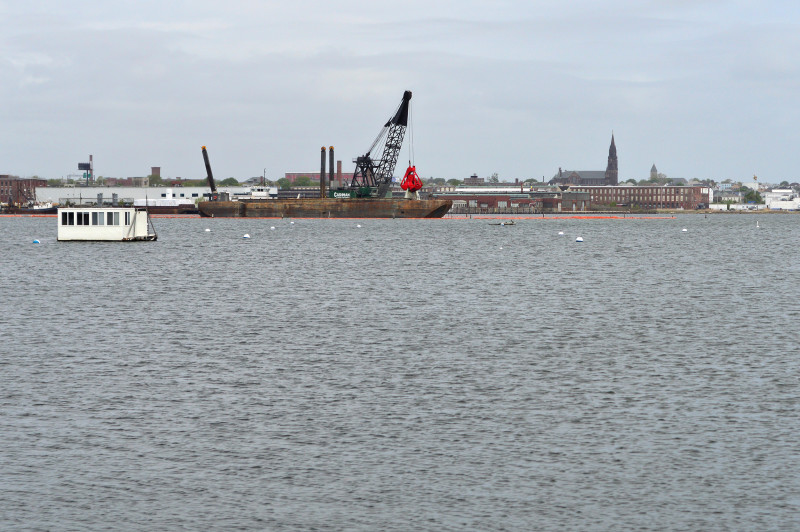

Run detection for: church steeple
[[604, 132, 618, 185]]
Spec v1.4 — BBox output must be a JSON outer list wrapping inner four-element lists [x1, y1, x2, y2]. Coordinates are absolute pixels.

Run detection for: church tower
[[604, 133, 618, 185], [650, 164, 658, 181]]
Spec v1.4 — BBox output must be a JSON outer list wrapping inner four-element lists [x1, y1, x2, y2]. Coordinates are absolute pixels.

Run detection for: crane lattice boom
[[350, 90, 412, 197]]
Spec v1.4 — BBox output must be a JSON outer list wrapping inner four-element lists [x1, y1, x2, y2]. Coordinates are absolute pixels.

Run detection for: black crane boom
[[201, 146, 216, 193], [201, 145, 229, 201], [350, 90, 412, 197]]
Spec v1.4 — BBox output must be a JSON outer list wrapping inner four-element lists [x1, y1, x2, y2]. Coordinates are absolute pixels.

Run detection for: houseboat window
[[68, 212, 74, 225], [161, 193, 167, 198], [192, 193, 198, 197], [124, 212, 131, 225], [96, 212, 104, 225], [92, 212, 99, 225], [113, 212, 120, 225], [61, 212, 68, 225], [76, 212, 84, 225]]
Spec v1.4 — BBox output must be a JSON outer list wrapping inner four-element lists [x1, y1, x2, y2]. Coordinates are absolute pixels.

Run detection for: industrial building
[[430, 184, 712, 213], [567, 185, 712, 210], [429, 185, 592, 213], [0, 175, 47, 206]]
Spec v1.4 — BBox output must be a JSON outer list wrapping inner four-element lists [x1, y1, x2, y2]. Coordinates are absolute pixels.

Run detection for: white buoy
[[270, 226, 275, 230], [290, 221, 295, 225], [357, 224, 361, 228], [576, 237, 584, 242], [756, 220, 760, 228], [243, 234, 250, 239], [205, 228, 211, 232], [682, 228, 688, 232], [558, 231, 564, 235], [32, 239, 40, 244]]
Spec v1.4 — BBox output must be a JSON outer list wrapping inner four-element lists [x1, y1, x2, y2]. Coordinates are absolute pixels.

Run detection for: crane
[[201, 146, 217, 195], [349, 90, 412, 198], [201, 146, 229, 201]]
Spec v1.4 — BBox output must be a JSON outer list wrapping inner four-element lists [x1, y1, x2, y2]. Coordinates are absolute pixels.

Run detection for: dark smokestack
[[320, 147, 326, 198], [329, 147, 334, 193]]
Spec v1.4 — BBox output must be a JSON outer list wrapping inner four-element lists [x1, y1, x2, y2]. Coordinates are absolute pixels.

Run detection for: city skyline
[[2, 1, 799, 183]]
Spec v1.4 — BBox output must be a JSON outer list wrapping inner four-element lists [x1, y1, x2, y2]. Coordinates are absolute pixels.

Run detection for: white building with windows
[[37, 186, 253, 204], [764, 189, 800, 210]]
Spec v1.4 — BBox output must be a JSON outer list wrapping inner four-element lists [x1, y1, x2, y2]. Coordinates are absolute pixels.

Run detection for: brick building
[[104, 177, 149, 187], [431, 183, 711, 212], [463, 174, 486, 186], [285, 160, 344, 187], [0, 175, 47, 206], [568, 185, 712, 210], [438, 192, 540, 211], [431, 186, 571, 213]]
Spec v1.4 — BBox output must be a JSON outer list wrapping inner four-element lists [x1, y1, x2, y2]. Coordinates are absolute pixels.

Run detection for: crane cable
[[407, 102, 415, 167]]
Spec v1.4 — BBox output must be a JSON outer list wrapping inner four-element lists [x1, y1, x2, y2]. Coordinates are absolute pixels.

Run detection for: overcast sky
[[2, 1, 799, 183]]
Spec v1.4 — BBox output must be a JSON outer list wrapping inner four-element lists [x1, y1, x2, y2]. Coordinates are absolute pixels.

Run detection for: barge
[[197, 90, 452, 219], [198, 197, 451, 218]]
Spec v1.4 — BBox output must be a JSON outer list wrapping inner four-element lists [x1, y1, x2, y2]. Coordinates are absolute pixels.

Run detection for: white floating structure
[[576, 237, 584, 242], [243, 234, 250, 239], [682, 228, 688, 232], [57, 207, 157, 241], [133, 188, 196, 213]]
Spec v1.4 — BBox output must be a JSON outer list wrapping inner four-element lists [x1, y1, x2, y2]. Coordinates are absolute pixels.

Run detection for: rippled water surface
[[2, 214, 799, 531]]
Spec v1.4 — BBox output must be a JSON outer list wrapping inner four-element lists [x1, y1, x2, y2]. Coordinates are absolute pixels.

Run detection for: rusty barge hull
[[198, 198, 452, 218]]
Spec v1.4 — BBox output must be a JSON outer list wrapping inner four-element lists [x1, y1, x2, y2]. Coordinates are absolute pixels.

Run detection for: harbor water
[[1, 214, 799, 530]]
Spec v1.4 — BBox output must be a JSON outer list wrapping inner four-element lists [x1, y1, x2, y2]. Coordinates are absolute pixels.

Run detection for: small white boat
[[489, 220, 515, 226], [57, 207, 157, 241]]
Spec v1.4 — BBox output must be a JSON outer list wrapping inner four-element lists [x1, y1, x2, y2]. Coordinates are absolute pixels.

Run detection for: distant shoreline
[[675, 209, 797, 215], [3, 208, 797, 220]]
